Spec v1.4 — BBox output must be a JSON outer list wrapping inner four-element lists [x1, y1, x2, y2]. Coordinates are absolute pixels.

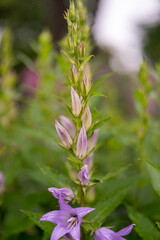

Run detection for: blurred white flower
[[93, 0, 160, 73]]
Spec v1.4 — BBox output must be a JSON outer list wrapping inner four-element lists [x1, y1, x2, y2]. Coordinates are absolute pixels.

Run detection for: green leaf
[[79, 55, 94, 70], [61, 50, 75, 65], [156, 222, 160, 230], [91, 117, 110, 133], [22, 210, 54, 234], [91, 73, 115, 93], [95, 164, 132, 182], [127, 206, 160, 240], [82, 220, 101, 231], [87, 188, 129, 223], [134, 89, 147, 108], [146, 160, 160, 197], [67, 155, 83, 168], [39, 164, 67, 188]]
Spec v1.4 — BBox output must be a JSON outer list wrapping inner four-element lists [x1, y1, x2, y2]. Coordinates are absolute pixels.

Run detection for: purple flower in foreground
[[0, 171, 4, 195], [77, 125, 87, 159], [94, 224, 135, 240], [40, 196, 94, 240], [48, 187, 75, 202], [78, 165, 89, 187]]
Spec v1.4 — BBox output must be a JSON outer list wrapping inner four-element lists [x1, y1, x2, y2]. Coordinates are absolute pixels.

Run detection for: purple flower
[[0, 171, 4, 195], [40, 196, 95, 240], [55, 120, 73, 148], [48, 187, 75, 202], [94, 224, 135, 240], [77, 125, 87, 159], [78, 165, 89, 187], [59, 115, 75, 139]]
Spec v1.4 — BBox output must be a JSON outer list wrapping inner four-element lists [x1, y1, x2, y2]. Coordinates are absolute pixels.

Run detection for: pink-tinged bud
[[83, 153, 93, 170], [55, 120, 73, 148], [78, 43, 83, 57], [84, 72, 91, 93], [72, 65, 78, 83], [48, 187, 75, 202], [78, 165, 89, 187], [59, 115, 75, 139], [77, 125, 87, 159], [0, 172, 5, 195], [81, 105, 92, 130], [88, 129, 99, 152], [71, 87, 82, 117]]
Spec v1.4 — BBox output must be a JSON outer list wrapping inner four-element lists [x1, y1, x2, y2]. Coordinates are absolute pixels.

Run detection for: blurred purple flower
[[81, 105, 92, 130], [55, 120, 73, 148], [40, 196, 94, 240], [48, 187, 75, 202], [88, 129, 99, 152], [0, 171, 4, 195], [20, 68, 39, 97], [78, 165, 89, 187], [59, 115, 75, 139], [77, 125, 87, 159], [94, 224, 135, 240]]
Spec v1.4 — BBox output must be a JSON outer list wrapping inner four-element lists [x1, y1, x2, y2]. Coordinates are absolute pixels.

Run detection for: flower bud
[[78, 43, 83, 57], [59, 115, 75, 139], [83, 153, 93, 170], [77, 125, 87, 159], [78, 165, 89, 187], [88, 129, 99, 152], [81, 105, 92, 130], [55, 120, 73, 148], [0, 171, 4, 195], [48, 187, 75, 202], [84, 72, 91, 93], [72, 65, 78, 83], [71, 87, 82, 117]]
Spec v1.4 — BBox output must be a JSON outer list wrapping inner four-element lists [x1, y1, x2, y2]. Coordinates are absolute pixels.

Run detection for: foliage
[[0, 1, 160, 240]]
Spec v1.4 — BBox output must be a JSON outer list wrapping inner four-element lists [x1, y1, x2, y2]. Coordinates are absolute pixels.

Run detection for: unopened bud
[[59, 115, 75, 139], [48, 187, 75, 202], [78, 165, 89, 187], [81, 105, 92, 130], [71, 87, 82, 117], [78, 43, 83, 57], [88, 129, 99, 152], [77, 125, 87, 159], [84, 72, 91, 93], [55, 120, 73, 148], [83, 153, 93, 170], [72, 65, 78, 83]]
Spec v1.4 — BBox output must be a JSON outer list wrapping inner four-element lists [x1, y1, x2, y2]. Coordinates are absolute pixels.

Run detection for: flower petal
[[40, 211, 59, 224], [116, 224, 135, 236], [69, 223, 81, 240], [75, 207, 95, 218], [50, 225, 69, 240], [59, 195, 73, 212]]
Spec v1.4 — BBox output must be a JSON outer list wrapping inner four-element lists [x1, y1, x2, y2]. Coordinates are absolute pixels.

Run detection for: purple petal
[[88, 129, 99, 152], [59, 115, 76, 139], [83, 153, 93, 170], [94, 228, 115, 240], [75, 207, 95, 218], [78, 165, 89, 187], [116, 224, 135, 236], [40, 211, 59, 224], [55, 120, 73, 148], [77, 125, 87, 159], [50, 225, 69, 240], [69, 223, 81, 240], [59, 195, 73, 212], [48, 187, 75, 202]]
